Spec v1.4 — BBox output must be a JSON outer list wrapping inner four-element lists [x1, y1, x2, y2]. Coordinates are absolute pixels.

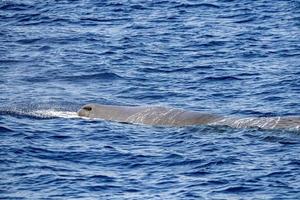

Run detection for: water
[[1, 0, 300, 199]]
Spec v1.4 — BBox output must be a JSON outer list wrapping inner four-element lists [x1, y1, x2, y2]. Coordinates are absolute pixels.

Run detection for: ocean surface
[[1, 0, 300, 199]]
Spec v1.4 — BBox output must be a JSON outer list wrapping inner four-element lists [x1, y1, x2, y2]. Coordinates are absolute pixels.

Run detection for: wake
[[0, 108, 79, 119], [30, 110, 79, 119]]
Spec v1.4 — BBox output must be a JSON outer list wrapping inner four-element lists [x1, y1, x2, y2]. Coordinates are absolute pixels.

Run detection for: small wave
[[0, 126, 13, 132], [80, 17, 131, 23], [130, 4, 147, 10], [219, 186, 259, 193], [0, 2, 33, 11], [61, 72, 124, 82], [21, 72, 124, 83], [174, 3, 220, 9], [0, 59, 23, 64], [234, 17, 257, 24], [203, 40, 228, 47], [203, 76, 242, 81], [16, 38, 41, 44]]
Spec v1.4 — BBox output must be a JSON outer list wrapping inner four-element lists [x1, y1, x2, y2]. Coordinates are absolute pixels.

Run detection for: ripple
[[0, 2, 34, 11], [16, 38, 41, 44], [0, 126, 13, 132], [203, 76, 242, 81], [219, 186, 260, 193], [130, 4, 147, 10], [61, 72, 124, 82], [89, 174, 116, 183], [174, 3, 220, 9], [234, 17, 257, 24]]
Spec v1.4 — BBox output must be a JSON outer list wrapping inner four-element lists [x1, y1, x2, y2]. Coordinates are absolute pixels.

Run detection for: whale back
[[78, 104, 300, 130], [78, 104, 220, 126]]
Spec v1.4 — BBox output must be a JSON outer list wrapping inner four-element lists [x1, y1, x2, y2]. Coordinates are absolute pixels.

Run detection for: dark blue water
[[1, 0, 300, 199]]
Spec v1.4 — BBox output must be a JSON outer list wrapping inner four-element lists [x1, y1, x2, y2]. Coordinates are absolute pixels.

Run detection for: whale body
[[78, 104, 300, 131]]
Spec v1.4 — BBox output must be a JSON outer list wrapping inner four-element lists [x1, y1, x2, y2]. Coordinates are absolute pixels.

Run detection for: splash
[[0, 107, 79, 119], [30, 110, 79, 119]]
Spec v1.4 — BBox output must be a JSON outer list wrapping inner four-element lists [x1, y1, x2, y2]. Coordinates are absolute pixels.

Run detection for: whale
[[78, 104, 300, 130]]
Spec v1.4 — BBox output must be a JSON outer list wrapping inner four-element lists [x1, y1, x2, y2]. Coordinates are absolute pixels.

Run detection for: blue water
[[1, 0, 300, 199]]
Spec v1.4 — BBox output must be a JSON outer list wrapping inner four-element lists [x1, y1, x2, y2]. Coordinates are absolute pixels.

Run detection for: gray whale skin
[[78, 104, 300, 130]]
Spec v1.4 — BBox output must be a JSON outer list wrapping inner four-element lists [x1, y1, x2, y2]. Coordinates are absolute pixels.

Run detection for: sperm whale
[[78, 104, 300, 130]]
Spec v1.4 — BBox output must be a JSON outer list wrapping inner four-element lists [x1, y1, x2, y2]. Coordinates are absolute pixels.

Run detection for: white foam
[[31, 110, 79, 119]]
